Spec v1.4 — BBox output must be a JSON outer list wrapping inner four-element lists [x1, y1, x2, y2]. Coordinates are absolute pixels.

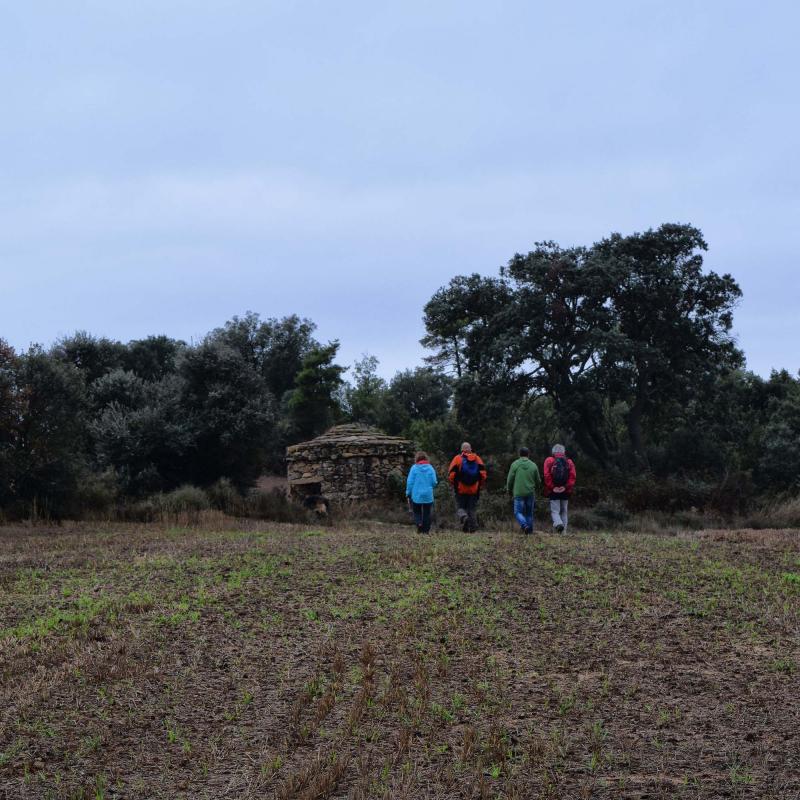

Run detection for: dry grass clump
[[757, 495, 800, 529]]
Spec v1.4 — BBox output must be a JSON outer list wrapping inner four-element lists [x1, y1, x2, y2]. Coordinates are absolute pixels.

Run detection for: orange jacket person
[[448, 442, 487, 532]]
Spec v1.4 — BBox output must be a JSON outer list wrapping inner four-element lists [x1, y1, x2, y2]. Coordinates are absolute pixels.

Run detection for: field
[[1, 521, 799, 799]]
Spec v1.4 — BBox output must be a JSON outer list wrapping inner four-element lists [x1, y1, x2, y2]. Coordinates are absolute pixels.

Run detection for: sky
[[1, 0, 798, 379]]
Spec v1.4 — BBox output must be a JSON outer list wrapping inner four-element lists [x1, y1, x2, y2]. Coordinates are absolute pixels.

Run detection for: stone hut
[[286, 424, 414, 503]]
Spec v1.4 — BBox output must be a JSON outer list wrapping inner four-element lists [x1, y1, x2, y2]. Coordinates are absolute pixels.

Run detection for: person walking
[[448, 442, 487, 532], [506, 447, 542, 534], [543, 444, 576, 533], [406, 451, 438, 534]]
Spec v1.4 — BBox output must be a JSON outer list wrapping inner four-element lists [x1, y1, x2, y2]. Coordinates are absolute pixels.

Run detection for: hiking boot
[[461, 518, 470, 532], [524, 526, 533, 535], [555, 523, 565, 533]]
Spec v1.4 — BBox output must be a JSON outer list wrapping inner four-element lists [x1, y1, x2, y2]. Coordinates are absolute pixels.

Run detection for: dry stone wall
[[286, 424, 414, 503]]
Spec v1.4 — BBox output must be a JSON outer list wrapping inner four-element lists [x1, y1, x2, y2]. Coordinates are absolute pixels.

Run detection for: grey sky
[[2, 1, 798, 379]]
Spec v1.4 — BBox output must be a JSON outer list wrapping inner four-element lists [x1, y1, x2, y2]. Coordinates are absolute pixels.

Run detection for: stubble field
[[1, 520, 798, 799]]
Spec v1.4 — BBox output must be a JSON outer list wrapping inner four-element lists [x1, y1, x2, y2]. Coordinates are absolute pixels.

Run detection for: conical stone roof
[[286, 424, 412, 455]]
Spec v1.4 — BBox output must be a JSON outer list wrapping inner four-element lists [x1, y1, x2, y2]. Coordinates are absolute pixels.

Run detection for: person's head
[[460, 442, 472, 454], [415, 451, 429, 463], [519, 447, 529, 458], [552, 443, 566, 456]]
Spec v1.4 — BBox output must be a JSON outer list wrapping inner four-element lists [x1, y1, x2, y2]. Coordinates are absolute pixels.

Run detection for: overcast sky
[[2, 1, 798, 379]]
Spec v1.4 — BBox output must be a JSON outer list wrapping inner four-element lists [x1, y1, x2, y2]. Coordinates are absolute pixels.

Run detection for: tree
[[595, 224, 743, 459], [89, 369, 148, 413], [180, 341, 276, 489], [345, 354, 388, 427], [502, 242, 619, 462], [754, 372, 800, 493], [422, 224, 743, 465], [210, 312, 319, 399], [287, 342, 345, 440], [422, 274, 527, 449], [380, 367, 452, 434], [422, 274, 515, 379], [8, 347, 88, 515], [90, 375, 193, 495], [123, 335, 184, 381], [0, 340, 19, 510], [422, 254, 617, 459], [51, 331, 127, 383]]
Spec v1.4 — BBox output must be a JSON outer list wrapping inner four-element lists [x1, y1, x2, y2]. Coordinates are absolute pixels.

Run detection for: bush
[[623, 476, 715, 513], [481, 456, 505, 494], [406, 416, 464, 461], [119, 497, 160, 523], [568, 508, 609, 531], [339, 498, 415, 526], [245, 489, 310, 523], [749, 496, 800, 529], [573, 483, 602, 505], [474, 491, 508, 523], [385, 468, 408, 502], [159, 485, 210, 524], [206, 477, 245, 516], [74, 470, 119, 518], [664, 509, 709, 530], [592, 500, 630, 525]]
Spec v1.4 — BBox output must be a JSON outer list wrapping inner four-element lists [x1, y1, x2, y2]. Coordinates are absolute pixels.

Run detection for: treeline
[[0, 316, 333, 518], [416, 223, 800, 513], [0, 314, 453, 519], [1, 222, 799, 521]]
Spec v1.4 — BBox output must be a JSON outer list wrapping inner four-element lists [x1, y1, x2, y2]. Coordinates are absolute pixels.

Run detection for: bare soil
[[1, 521, 798, 799]]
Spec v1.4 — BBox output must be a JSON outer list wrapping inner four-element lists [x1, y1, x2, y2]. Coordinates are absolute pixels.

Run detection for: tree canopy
[[1, 224, 798, 520], [423, 223, 744, 464]]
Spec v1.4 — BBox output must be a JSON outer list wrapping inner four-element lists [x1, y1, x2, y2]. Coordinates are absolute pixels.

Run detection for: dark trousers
[[412, 502, 433, 533], [455, 492, 479, 531]]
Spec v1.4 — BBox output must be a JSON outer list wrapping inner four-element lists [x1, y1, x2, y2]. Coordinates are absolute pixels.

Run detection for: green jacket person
[[506, 447, 542, 534]]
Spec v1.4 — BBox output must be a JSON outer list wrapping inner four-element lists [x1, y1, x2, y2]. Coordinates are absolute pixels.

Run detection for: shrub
[[120, 497, 160, 523], [567, 508, 608, 531], [385, 468, 408, 502], [474, 491, 508, 523], [623, 476, 715, 513], [406, 416, 464, 461], [206, 477, 245, 516], [568, 498, 632, 531], [339, 498, 414, 526], [751, 496, 800, 529], [481, 456, 505, 494], [245, 489, 310, 523], [159, 485, 210, 524], [74, 470, 119, 518], [573, 483, 602, 505], [665, 509, 709, 530], [708, 470, 755, 516], [592, 500, 630, 525]]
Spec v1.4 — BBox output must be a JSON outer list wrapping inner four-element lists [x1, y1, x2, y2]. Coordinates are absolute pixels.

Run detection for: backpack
[[551, 457, 570, 488], [459, 455, 481, 486]]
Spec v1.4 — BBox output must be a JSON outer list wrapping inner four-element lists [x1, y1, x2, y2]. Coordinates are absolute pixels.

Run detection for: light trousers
[[549, 498, 568, 531]]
